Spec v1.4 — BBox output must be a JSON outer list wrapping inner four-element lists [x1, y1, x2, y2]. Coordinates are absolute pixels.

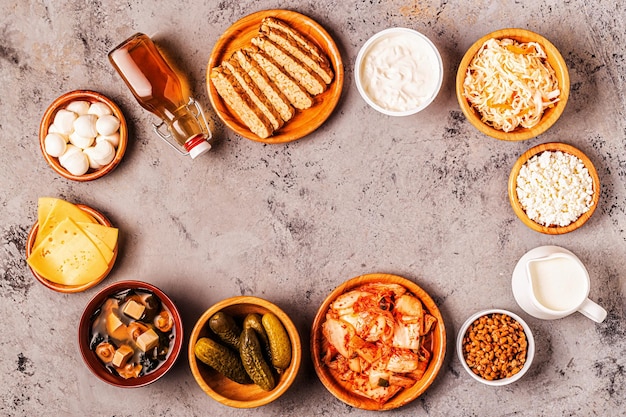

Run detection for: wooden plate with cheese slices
[[207, 9, 344, 143], [26, 199, 118, 293]]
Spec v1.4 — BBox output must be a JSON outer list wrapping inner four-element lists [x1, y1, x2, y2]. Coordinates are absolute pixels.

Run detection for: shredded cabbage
[[463, 38, 560, 132]]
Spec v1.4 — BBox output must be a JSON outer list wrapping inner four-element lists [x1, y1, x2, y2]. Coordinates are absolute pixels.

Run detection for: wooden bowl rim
[[39, 89, 128, 181], [507, 142, 600, 234], [188, 295, 302, 408], [455, 28, 570, 141], [25, 203, 117, 292], [310, 273, 446, 410], [77, 280, 184, 387]]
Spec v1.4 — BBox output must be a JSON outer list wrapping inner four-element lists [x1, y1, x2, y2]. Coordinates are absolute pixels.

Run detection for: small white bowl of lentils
[[457, 309, 535, 386]]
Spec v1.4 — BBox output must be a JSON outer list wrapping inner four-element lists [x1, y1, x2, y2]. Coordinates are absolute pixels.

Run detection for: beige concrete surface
[[1, 1, 625, 416]]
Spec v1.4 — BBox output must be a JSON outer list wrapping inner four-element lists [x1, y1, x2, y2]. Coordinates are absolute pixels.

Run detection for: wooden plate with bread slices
[[207, 9, 344, 143]]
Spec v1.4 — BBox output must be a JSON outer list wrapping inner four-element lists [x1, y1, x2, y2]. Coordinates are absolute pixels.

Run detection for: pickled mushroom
[[116, 363, 142, 379], [154, 310, 174, 332], [95, 342, 115, 363], [128, 321, 150, 341]]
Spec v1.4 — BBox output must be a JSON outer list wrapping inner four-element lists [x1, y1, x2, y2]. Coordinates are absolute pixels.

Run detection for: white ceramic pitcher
[[512, 246, 607, 322]]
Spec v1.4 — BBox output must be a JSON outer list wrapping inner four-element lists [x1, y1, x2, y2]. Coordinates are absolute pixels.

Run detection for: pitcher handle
[[578, 298, 607, 323]]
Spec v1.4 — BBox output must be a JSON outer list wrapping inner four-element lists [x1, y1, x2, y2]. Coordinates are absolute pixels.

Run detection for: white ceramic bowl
[[355, 27, 443, 116], [457, 309, 534, 386]]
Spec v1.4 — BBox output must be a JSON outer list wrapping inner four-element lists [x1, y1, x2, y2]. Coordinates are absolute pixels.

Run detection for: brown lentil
[[462, 313, 528, 381]]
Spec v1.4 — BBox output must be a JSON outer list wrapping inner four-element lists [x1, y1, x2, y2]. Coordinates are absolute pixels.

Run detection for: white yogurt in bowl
[[355, 28, 443, 116]]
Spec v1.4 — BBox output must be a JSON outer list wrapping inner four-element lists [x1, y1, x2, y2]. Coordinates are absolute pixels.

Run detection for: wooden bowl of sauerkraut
[[456, 28, 569, 141]]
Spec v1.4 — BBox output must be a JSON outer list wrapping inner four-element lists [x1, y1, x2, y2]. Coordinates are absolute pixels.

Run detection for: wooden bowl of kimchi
[[456, 28, 569, 141], [311, 273, 446, 410]]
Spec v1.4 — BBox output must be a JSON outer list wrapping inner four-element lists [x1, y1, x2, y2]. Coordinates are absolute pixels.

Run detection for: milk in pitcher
[[527, 255, 588, 312]]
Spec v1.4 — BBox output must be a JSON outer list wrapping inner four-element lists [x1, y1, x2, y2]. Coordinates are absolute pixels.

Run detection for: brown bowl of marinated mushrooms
[[78, 280, 183, 387]]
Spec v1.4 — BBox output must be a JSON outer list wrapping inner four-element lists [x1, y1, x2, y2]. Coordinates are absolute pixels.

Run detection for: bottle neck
[[166, 105, 206, 147]]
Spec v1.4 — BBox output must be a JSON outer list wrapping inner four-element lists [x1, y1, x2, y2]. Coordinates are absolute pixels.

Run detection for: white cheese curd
[[358, 29, 442, 114], [96, 133, 120, 147], [53, 109, 78, 135], [62, 150, 90, 176], [69, 131, 95, 149], [58, 144, 82, 166], [73, 114, 99, 138], [88, 102, 113, 117], [65, 100, 90, 115], [516, 151, 594, 227], [44, 133, 67, 157], [96, 114, 120, 136], [89, 140, 116, 165], [82, 147, 104, 170], [47, 123, 65, 135]]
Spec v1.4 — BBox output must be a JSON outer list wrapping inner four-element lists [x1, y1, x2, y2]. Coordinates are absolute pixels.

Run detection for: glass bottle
[[108, 33, 211, 159]]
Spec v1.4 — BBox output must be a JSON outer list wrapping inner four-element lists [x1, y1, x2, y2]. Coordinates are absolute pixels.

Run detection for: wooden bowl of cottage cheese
[[508, 142, 600, 234]]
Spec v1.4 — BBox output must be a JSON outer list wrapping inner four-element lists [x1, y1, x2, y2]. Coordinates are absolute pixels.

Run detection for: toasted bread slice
[[222, 58, 284, 131], [251, 35, 327, 96], [246, 45, 314, 110], [233, 49, 295, 123], [261, 17, 330, 65], [210, 66, 274, 139], [260, 25, 334, 84]]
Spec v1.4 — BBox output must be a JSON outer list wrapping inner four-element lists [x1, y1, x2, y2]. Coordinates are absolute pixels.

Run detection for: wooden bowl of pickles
[[188, 296, 301, 408]]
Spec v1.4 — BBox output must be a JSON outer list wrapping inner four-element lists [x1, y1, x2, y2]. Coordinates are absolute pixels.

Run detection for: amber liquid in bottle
[[108, 33, 210, 157]]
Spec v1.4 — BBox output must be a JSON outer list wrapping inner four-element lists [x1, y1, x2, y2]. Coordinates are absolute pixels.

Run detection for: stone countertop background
[[1, 0, 625, 416]]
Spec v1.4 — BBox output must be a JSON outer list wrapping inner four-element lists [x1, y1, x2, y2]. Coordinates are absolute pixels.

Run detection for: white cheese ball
[[96, 133, 120, 148], [88, 102, 113, 117], [58, 144, 82, 166], [65, 100, 90, 115], [61, 150, 90, 176], [69, 131, 95, 149], [73, 114, 98, 138], [44, 133, 67, 157], [90, 140, 116, 165], [47, 123, 66, 135], [53, 109, 77, 135], [96, 114, 120, 136], [82, 147, 104, 170]]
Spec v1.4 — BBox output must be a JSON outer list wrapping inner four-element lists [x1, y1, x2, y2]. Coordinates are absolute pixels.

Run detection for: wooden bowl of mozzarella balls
[[39, 90, 128, 181]]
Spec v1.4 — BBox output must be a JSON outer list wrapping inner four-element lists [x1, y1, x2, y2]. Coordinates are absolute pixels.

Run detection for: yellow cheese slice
[[37, 197, 58, 225], [77, 222, 118, 253], [27, 218, 109, 286], [34, 198, 96, 247], [80, 226, 116, 264]]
